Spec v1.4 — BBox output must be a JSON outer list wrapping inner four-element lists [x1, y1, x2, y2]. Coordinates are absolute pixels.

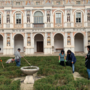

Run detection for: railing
[[87, 22, 90, 27], [15, 24, 22, 28], [26, 24, 30, 28], [6, 24, 10, 28], [0, 24, 2, 28], [67, 23, 71, 27], [55, 23, 62, 28], [46, 23, 51, 28], [75, 23, 82, 27], [33, 23, 44, 28]]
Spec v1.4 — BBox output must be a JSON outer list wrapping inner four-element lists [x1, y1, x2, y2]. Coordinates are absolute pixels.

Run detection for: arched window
[[34, 11, 43, 23]]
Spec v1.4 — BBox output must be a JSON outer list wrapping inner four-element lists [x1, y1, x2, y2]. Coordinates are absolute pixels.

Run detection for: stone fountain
[[21, 66, 39, 84]]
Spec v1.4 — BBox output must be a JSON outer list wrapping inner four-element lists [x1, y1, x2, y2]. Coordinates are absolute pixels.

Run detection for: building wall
[[0, 0, 90, 55]]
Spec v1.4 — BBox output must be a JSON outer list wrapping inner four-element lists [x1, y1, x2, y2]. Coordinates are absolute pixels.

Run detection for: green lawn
[[0, 56, 90, 90]]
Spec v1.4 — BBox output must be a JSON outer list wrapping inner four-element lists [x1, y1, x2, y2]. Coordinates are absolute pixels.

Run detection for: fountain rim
[[20, 66, 39, 71]]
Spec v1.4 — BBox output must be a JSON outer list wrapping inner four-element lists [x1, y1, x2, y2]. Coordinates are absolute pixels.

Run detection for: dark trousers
[[60, 61, 65, 66], [15, 59, 21, 66], [66, 60, 72, 67]]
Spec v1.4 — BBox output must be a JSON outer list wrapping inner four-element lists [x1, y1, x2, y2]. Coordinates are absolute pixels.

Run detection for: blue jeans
[[87, 68, 90, 79], [72, 64, 75, 72], [15, 59, 21, 66]]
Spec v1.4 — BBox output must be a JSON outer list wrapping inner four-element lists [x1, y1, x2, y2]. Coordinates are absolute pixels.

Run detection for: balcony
[[33, 23, 44, 28], [75, 23, 82, 27], [0, 24, 2, 28], [15, 24, 22, 28], [87, 22, 90, 27], [26, 24, 30, 28], [6, 24, 10, 28], [55, 23, 62, 28], [67, 23, 71, 27], [46, 23, 51, 28]]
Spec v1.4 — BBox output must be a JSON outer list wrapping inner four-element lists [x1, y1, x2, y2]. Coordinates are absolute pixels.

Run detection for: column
[[51, 10, 53, 28], [64, 9, 67, 27], [44, 9, 47, 28], [30, 9, 33, 28], [71, 9, 74, 27]]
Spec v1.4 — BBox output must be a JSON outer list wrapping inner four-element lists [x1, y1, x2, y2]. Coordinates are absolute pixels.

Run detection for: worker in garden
[[66, 50, 76, 73], [6, 58, 15, 64], [59, 50, 66, 66], [14, 48, 23, 66], [85, 45, 90, 80]]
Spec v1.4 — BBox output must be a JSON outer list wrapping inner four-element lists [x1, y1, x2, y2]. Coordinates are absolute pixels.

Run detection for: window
[[16, 13, 21, 24], [27, 11, 30, 23], [76, 1, 80, 4], [16, 2, 20, 5], [76, 12, 81, 23], [87, 13, 90, 22], [56, 1, 60, 5], [67, 13, 70, 22], [0, 14, 1, 24], [36, 1, 40, 5], [56, 13, 61, 24], [34, 11, 43, 23]]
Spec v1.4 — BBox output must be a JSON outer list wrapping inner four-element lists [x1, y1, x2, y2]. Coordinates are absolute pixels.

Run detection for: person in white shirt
[[14, 48, 23, 66], [6, 58, 15, 64]]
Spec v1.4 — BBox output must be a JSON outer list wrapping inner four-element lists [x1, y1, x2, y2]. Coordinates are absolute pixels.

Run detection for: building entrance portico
[[14, 34, 24, 53], [34, 34, 44, 53]]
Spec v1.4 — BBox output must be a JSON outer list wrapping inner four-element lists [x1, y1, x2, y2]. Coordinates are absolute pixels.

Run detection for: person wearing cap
[[14, 48, 23, 66], [66, 50, 76, 73]]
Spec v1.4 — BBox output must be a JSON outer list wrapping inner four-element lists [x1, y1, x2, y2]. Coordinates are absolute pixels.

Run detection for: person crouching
[[6, 58, 15, 64], [66, 50, 76, 73]]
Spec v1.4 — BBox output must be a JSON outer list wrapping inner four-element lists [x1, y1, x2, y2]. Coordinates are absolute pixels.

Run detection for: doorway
[[37, 41, 43, 52]]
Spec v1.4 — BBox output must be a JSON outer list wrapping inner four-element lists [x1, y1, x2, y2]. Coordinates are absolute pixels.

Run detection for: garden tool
[[23, 57, 31, 66], [0, 58, 4, 68]]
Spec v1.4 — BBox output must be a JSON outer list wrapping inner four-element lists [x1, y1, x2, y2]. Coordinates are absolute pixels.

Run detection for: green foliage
[[0, 56, 90, 90]]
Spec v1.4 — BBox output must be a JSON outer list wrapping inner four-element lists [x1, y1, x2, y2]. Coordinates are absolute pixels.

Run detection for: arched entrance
[[0, 35, 3, 53], [54, 33, 64, 52], [14, 34, 24, 53], [74, 33, 84, 52], [34, 34, 44, 53]]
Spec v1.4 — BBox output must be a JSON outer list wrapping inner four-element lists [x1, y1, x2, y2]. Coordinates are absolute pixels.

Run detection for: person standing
[[14, 48, 23, 66], [85, 46, 90, 80], [66, 50, 76, 73], [59, 50, 66, 66]]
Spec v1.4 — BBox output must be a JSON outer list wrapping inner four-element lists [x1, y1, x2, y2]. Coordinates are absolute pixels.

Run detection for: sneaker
[[72, 71, 74, 73]]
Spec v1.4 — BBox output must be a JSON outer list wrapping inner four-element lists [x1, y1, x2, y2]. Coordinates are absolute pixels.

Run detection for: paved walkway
[[13, 72, 84, 90], [0, 52, 86, 57]]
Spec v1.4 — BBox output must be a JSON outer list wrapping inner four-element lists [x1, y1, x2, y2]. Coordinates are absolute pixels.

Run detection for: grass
[[0, 56, 90, 90]]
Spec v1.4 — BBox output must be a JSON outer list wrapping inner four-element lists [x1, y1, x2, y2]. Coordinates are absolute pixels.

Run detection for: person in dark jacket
[[85, 45, 90, 80], [66, 50, 76, 73]]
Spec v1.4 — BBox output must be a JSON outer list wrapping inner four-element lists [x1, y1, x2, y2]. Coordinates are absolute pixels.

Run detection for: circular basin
[[20, 66, 39, 84], [21, 66, 39, 75]]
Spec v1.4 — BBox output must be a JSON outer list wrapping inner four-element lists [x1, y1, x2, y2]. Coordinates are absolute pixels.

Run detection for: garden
[[0, 56, 90, 90]]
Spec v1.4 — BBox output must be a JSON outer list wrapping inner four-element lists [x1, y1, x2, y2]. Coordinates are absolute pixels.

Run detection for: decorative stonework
[[27, 33, 31, 46], [67, 33, 71, 45], [47, 33, 51, 45], [55, 24, 62, 27], [45, 0, 51, 4], [7, 33, 10, 46], [26, 10, 30, 23]]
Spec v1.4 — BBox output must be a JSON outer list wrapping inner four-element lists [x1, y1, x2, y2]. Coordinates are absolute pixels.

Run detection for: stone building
[[0, 0, 90, 55]]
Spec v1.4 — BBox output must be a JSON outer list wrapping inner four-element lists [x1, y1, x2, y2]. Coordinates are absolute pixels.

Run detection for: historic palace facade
[[0, 0, 90, 55]]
